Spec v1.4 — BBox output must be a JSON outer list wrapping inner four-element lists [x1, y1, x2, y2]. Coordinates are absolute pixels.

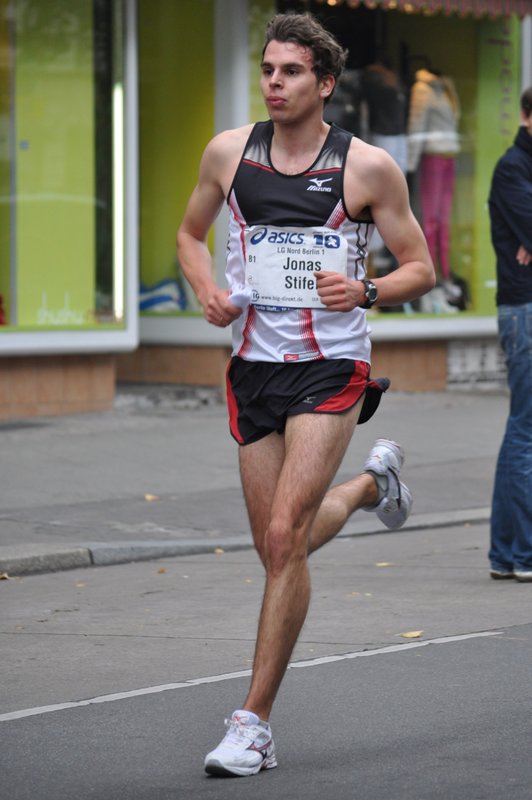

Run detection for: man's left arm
[[316, 145, 435, 311], [362, 148, 436, 306]]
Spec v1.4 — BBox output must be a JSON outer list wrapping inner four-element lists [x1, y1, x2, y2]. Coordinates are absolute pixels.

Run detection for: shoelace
[[222, 718, 264, 747]]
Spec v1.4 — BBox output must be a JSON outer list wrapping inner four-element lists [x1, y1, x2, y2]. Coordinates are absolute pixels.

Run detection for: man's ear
[[320, 75, 336, 101]]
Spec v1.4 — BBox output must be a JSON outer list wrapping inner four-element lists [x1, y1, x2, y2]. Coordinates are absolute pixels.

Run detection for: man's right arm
[[177, 129, 249, 326]]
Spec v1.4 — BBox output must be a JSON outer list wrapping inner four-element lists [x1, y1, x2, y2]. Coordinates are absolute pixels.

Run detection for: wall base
[[115, 341, 449, 392], [116, 344, 233, 387], [0, 355, 116, 420], [1, 338, 503, 420], [370, 340, 447, 391]]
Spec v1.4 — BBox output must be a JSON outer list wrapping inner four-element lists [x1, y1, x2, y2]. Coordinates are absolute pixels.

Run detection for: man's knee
[[263, 517, 309, 576]]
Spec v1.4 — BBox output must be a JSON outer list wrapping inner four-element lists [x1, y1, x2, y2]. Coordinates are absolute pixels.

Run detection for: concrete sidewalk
[[0, 385, 507, 577]]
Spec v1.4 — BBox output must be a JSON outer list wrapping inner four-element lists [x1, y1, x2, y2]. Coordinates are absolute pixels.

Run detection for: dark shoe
[[490, 569, 514, 580]]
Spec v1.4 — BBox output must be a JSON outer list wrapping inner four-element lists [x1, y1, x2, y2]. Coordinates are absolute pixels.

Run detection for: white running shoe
[[363, 438, 412, 530], [204, 710, 277, 777], [514, 571, 532, 583]]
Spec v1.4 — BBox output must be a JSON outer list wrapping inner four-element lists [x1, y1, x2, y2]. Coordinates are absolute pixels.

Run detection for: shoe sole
[[490, 571, 514, 580], [205, 755, 278, 777], [376, 480, 412, 530]]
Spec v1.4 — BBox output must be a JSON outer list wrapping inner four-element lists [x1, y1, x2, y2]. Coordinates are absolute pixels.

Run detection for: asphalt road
[[1, 625, 531, 800], [2, 522, 532, 799]]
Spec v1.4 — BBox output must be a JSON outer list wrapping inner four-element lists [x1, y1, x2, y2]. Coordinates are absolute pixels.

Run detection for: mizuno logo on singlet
[[307, 177, 333, 192]]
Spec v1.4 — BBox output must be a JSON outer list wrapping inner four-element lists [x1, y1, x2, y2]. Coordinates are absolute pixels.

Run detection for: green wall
[[138, 0, 214, 287], [475, 16, 521, 314], [0, 1, 10, 320]]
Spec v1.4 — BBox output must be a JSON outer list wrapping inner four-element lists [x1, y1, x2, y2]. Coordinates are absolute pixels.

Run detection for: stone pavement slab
[[0, 387, 506, 576]]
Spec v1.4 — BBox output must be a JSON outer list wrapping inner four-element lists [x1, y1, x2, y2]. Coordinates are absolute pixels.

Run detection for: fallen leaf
[[144, 493, 160, 501], [0, 573, 11, 580], [376, 562, 394, 567], [158, 567, 167, 574], [75, 582, 86, 588], [214, 547, 225, 555], [399, 630, 424, 639], [245, 578, 252, 584]]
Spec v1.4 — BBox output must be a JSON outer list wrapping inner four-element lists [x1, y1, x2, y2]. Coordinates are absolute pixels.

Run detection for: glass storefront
[[276, 0, 525, 318], [0, 0, 137, 352], [2, 0, 527, 355], [138, 0, 529, 348]]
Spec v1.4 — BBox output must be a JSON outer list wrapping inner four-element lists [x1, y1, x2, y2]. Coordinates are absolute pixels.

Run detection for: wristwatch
[[360, 279, 378, 309]]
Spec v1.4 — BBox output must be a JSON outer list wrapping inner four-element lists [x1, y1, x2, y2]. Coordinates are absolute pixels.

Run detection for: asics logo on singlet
[[249, 228, 305, 246], [307, 177, 333, 192], [249, 228, 269, 245]]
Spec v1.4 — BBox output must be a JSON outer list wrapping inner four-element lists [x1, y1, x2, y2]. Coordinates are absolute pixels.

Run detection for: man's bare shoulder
[[204, 124, 254, 163], [345, 136, 406, 209], [346, 136, 398, 179], [199, 125, 254, 192]]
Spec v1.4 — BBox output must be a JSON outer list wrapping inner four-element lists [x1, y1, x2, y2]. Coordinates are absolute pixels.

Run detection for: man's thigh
[[240, 404, 362, 546], [239, 431, 286, 547], [276, 405, 362, 525]]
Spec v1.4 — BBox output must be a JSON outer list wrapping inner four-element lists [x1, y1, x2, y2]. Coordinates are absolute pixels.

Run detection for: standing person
[[177, 13, 435, 777], [488, 86, 532, 583]]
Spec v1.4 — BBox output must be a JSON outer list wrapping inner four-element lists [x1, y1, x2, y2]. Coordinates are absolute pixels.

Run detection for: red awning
[[322, 0, 532, 17]]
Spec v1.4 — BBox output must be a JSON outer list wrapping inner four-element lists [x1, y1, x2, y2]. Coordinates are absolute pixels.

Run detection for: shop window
[[277, 1, 523, 317], [137, 0, 214, 318], [0, 0, 126, 331]]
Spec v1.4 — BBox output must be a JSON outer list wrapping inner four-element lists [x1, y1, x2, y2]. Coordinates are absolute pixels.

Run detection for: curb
[[0, 508, 490, 578]]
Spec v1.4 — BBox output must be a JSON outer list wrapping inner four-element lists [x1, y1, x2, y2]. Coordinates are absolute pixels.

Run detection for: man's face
[[522, 109, 532, 136], [260, 40, 332, 123]]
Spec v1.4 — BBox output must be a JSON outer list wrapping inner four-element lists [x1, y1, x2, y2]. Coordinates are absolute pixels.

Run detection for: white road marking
[[0, 630, 502, 723]]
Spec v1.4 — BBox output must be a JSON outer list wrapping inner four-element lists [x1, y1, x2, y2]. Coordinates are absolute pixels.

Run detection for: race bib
[[244, 225, 348, 310]]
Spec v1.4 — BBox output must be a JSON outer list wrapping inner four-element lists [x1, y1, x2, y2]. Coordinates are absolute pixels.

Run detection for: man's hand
[[315, 271, 365, 311], [202, 287, 242, 327], [517, 245, 532, 266]]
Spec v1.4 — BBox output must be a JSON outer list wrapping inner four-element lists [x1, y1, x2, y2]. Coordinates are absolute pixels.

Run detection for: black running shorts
[[226, 356, 389, 445]]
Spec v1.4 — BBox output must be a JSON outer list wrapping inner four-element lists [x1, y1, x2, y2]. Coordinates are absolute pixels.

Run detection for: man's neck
[[270, 118, 330, 175]]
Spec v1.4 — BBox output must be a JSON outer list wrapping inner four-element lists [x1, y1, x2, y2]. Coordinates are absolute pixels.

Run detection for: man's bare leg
[[308, 472, 378, 554], [239, 407, 361, 720]]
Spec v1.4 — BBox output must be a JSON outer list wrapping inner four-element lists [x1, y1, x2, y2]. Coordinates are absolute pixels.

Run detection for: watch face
[[366, 282, 377, 302]]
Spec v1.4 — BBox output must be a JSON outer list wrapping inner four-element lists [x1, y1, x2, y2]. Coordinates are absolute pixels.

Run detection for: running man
[[177, 12, 435, 777]]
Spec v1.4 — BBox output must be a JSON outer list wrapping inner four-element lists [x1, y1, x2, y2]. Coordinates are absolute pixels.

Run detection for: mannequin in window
[[407, 67, 461, 308]]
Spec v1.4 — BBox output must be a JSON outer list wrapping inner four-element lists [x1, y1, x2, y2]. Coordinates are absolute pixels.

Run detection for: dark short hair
[[262, 13, 347, 102], [521, 86, 532, 116]]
